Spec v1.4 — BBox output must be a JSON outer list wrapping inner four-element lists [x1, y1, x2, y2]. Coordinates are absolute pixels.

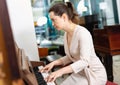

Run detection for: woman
[[40, 2, 107, 85]]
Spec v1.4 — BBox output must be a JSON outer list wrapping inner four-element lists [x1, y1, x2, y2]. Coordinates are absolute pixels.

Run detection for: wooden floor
[[113, 55, 120, 84]]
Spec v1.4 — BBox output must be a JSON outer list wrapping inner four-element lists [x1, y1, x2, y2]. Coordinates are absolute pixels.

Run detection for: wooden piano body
[[93, 24, 120, 81]]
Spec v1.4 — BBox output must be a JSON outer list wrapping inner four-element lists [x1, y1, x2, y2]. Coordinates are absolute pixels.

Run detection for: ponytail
[[65, 2, 80, 24]]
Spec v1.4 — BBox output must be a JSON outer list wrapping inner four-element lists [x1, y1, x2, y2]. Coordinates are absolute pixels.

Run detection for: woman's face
[[49, 11, 65, 30]]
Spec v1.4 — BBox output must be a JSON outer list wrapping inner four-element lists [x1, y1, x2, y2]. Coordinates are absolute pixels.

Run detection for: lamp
[[37, 16, 47, 26]]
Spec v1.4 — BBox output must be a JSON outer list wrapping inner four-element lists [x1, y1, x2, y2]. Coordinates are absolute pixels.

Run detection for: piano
[[93, 24, 120, 82], [0, 0, 56, 84], [18, 47, 56, 85]]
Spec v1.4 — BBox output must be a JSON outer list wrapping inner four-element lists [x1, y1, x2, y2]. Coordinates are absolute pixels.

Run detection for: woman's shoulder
[[76, 25, 92, 38], [76, 25, 90, 34]]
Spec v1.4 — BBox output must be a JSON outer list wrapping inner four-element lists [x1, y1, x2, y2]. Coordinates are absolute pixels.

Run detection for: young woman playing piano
[[40, 2, 107, 85]]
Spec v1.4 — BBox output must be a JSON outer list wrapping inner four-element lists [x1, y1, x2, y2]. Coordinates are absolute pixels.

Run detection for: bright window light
[[99, 2, 107, 10]]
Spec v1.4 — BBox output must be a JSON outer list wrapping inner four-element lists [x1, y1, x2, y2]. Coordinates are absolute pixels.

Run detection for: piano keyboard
[[33, 66, 55, 85]]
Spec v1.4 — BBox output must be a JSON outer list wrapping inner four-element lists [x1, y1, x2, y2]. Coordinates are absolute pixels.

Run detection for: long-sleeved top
[[60, 25, 107, 85]]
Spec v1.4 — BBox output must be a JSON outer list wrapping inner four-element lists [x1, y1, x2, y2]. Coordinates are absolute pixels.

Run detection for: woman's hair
[[49, 2, 80, 24]]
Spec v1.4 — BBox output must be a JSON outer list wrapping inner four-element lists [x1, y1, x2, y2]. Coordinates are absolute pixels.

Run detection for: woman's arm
[[52, 58, 64, 66], [40, 58, 63, 73]]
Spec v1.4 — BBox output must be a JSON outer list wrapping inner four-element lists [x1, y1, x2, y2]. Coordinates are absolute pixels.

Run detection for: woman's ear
[[62, 13, 68, 21]]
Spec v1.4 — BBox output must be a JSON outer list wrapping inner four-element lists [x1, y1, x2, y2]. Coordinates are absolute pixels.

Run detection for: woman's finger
[[40, 67, 48, 72], [45, 74, 55, 82], [51, 76, 56, 82], [48, 75, 54, 82], [47, 67, 52, 72]]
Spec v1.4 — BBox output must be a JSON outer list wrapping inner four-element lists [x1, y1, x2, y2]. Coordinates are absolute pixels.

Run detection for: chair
[[38, 47, 49, 64], [38, 47, 48, 58], [106, 81, 118, 85]]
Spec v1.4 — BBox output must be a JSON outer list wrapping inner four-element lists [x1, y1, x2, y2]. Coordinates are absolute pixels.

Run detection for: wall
[[6, 0, 39, 61], [117, 0, 120, 23], [69, 0, 80, 9]]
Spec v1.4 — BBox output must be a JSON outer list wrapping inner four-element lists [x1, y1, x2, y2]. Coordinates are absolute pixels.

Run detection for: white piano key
[[38, 66, 56, 85]]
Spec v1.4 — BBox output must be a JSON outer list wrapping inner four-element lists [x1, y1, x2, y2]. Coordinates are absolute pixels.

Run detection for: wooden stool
[[106, 81, 118, 85]]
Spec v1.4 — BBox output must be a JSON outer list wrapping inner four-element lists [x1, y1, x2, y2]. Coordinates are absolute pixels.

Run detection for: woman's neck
[[64, 22, 77, 36]]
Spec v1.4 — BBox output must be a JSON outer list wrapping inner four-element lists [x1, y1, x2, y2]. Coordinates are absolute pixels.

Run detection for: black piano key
[[33, 67, 47, 85]]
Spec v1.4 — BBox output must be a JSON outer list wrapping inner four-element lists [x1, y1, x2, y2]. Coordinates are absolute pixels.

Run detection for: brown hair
[[49, 2, 79, 24]]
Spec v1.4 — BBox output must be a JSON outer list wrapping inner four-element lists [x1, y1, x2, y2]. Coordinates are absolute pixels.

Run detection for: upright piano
[[93, 24, 120, 81]]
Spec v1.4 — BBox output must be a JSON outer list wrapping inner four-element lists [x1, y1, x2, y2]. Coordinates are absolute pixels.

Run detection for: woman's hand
[[40, 62, 54, 73], [45, 70, 63, 82], [45, 65, 73, 82]]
